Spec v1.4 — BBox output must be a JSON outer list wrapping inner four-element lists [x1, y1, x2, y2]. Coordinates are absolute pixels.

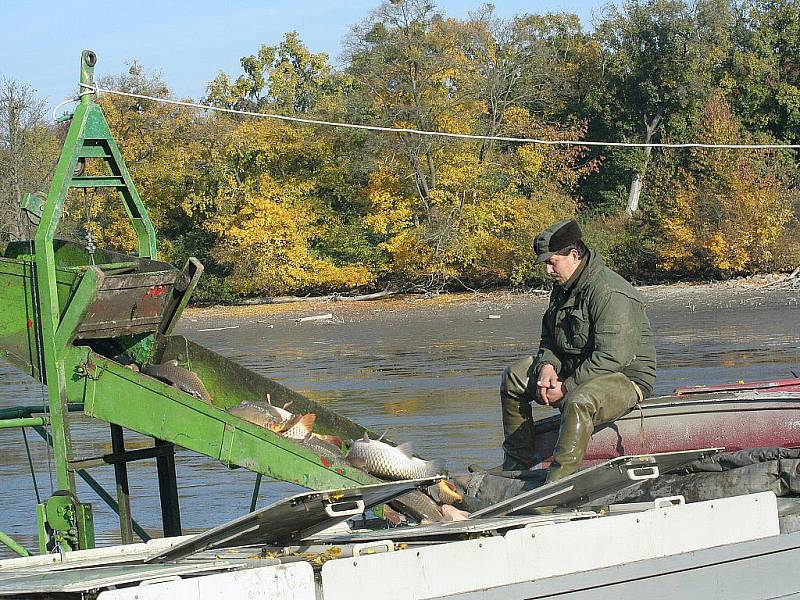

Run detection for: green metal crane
[[0, 51, 387, 557]]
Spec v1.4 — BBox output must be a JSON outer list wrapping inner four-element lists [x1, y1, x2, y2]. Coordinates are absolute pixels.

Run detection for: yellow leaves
[[379, 230, 435, 279], [516, 144, 546, 179], [364, 166, 415, 235], [656, 164, 792, 276], [202, 120, 374, 296], [658, 184, 698, 272], [653, 95, 793, 277], [365, 190, 414, 235], [211, 191, 373, 296]]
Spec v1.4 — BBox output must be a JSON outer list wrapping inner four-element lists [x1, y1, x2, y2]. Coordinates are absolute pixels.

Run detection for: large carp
[[142, 360, 213, 404], [345, 433, 440, 480]]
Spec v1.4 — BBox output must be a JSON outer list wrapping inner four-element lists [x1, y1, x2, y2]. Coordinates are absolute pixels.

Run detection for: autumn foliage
[[4, 1, 799, 299]]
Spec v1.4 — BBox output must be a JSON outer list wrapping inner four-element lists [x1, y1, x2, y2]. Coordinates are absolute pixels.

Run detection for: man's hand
[[541, 382, 565, 406], [536, 364, 565, 406]]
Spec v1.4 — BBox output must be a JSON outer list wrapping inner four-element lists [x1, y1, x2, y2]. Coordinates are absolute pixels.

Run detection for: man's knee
[[501, 356, 535, 400], [561, 373, 638, 425]]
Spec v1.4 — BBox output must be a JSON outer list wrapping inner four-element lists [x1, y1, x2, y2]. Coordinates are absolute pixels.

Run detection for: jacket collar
[[554, 249, 603, 307]]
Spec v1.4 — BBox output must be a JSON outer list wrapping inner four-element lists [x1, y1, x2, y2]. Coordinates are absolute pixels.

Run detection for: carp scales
[[269, 402, 316, 440], [227, 400, 315, 436], [142, 360, 213, 404], [345, 433, 441, 480], [301, 433, 345, 462]]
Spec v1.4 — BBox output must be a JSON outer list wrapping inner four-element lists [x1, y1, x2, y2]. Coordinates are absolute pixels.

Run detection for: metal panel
[[312, 512, 597, 543], [322, 536, 510, 600], [470, 448, 721, 518], [502, 491, 779, 583], [319, 492, 779, 600], [0, 561, 256, 595], [148, 478, 441, 563], [97, 562, 315, 600], [436, 529, 800, 600]]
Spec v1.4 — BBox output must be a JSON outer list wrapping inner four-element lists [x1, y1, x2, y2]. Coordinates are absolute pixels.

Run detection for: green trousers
[[500, 356, 641, 482]]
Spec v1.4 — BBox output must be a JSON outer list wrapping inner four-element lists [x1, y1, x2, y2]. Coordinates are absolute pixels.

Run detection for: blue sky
[[1, 1, 612, 111]]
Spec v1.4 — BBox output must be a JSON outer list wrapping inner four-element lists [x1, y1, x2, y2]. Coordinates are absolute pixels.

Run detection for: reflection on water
[[0, 291, 797, 556]]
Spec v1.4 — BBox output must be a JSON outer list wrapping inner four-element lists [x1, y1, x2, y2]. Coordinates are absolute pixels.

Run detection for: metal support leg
[[250, 473, 263, 513], [110, 424, 134, 544], [154, 438, 181, 537]]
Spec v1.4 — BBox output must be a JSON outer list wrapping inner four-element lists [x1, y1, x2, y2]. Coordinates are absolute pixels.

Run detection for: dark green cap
[[534, 219, 582, 263]]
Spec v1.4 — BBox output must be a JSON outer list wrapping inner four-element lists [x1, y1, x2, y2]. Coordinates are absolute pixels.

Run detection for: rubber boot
[[545, 373, 640, 483], [545, 400, 594, 483], [500, 357, 538, 471]]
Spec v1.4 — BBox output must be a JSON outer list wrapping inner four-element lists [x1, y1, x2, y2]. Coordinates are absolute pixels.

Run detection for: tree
[[728, 0, 800, 144], [462, 8, 591, 162], [205, 32, 340, 116], [96, 62, 206, 257], [652, 94, 793, 275], [586, 0, 733, 214], [0, 78, 58, 241]]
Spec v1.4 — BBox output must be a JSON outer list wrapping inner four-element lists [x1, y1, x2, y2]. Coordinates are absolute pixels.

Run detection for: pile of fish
[[138, 359, 466, 516], [226, 397, 445, 483], [227, 396, 344, 457]]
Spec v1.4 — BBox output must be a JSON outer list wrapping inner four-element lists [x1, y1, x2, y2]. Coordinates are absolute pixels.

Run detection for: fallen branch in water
[[237, 290, 397, 305], [296, 313, 334, 323], [333, 290, 396, 302]]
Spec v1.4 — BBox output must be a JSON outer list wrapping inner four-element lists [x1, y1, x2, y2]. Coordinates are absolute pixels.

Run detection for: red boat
[[532, 378, 800, 466]]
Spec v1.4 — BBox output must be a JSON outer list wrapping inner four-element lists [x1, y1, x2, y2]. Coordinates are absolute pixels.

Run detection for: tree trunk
[[625, 114, 662, 216]]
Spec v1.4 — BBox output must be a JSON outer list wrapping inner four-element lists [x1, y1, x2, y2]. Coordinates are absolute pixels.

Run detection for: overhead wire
[[75, 82, 800, 150]]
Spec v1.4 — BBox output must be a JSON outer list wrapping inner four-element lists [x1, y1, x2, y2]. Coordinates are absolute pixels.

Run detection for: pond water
[[0, 286, 797, 556]]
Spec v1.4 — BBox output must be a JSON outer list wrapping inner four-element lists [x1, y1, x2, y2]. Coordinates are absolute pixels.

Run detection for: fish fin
[[316, 434, 343, 447], [362, 432, 370, 443], [377, 430, 389, 442], [265, 393, 272, 405], [282, 401, 293, 410], [427, 460, 444, 477], [165, 359, 179, 367], [347, 457, 368, 470], [396, 442, 414, 458], [297, 413, 316, 431]]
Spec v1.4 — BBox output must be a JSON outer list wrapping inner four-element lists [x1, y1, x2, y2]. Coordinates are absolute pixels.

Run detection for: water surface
[[0, 286, 797, 556]]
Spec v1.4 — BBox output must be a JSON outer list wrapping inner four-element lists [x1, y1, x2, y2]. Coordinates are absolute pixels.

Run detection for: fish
[[441, 504, 470, 522], [256, 395, 316, 439], [301, 433, 345, 462], [345, 433, 441, 481], [391, 490, 444, 523], [227, 401, 291, 432], [428, 480, 464, 506], [227, 400, 316, 437], [280, 412, 316, 440], [142, 360, 213, 404]]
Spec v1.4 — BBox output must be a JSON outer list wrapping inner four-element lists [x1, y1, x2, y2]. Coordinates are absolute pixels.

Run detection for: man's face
[[544, 250, 581, 284]]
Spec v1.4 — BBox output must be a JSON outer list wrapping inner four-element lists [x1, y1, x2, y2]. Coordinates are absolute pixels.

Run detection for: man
[[499, 219, 656, 482]]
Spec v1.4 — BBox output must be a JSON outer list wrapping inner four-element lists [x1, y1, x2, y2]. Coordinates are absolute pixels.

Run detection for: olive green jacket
[[533, 249, 656, 397]]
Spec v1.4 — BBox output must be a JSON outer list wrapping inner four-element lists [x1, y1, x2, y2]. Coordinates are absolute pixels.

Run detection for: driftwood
[[758, 266, 800, 289], [237, 290, 397, 305], [296, 313, 334, 323]]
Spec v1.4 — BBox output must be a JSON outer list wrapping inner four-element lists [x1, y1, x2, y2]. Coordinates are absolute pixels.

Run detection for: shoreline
[[183, 273, 799, 323]]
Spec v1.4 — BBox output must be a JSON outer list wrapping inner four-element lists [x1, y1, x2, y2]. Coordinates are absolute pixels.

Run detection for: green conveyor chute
[[0, 50, 392, 556]]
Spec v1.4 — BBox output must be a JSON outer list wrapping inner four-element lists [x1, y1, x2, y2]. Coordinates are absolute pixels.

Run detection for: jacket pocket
[[563, 308, 590, 350]]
